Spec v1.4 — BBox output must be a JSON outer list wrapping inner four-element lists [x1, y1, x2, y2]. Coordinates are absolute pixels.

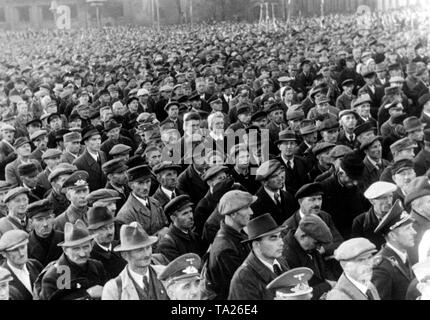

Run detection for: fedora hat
[[403, 116, 426, 133], [242, 213, 286, 243], [276, 129, 298, 145], [57, 220, 96, 248], [114, 222, 158, 252], [87, 206, 116, 230]]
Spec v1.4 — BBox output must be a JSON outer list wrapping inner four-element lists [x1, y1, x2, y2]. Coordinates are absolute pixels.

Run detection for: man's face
[[66, 187, 89, 208], [100, 94, 110, 104], [31, 214, 55, 238], [321, 128, 339, 144], [85, 135, 101, 152], [7, 194, 28, 217], [252, 117, 268, 129], [184, 120, 200, 136], [340, 115, 357, 131], [4, 244, 28, 268], [125, 245, 152, 270], [409, 128, 424, 142], [300, 195, 322, 215], [338, 167, 359, 189], [34, 135, 48, 151], [147, 150, 161, 168], [393, 169, 416, 192], [94, 223, 115, 246], [393, 223, 417, 249], [370, 194, 393, 217], [130, 179, 151, 199], [50, 117, 62, 131], [317, 103, 329, 115], [196, 82, 206, 93], [2, 129, 14, 143], [232, 206, 253, 228], [66, 140, 81, 154], [256, 232, 284, 260], [345, 254, 375, 284], [168, 106, 179, 119], [357, 104, 371, 118], [21, 174, 38, 189], [17, 102, 28, 115], [45, 156, 61, 170], [303, 132, 318, 144], [159, 170, 177, 190], [107, 128, 121, 141], [0, 281, 9, 300], [109, 170, 128, 186], [101, 109, 113, 122], [271, 110, 284, 124], [168, 277, 201, 300], [238, 112, 251, 125], [64, 241, 92, 266], [278, 141, 297, 157], [397, 148, 415, 160], [128, 100, 139, 114], [172, 206, 194, 231], [113, 103, 128, 116], [365, 140, 382, 161], [17, 143, 32, 157], [27, 124, 41, 136], [265, 169, 284, 191]]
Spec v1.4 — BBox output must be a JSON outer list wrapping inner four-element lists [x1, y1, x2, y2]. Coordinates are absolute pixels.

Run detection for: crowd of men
[[1, 5, 430, 300]]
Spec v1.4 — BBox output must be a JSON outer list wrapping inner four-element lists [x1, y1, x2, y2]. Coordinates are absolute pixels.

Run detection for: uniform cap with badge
[[62, 170, 89, 190], [374, 199, 414, 235], [159, 253, 201, 284], [266, 267, 314, 300]]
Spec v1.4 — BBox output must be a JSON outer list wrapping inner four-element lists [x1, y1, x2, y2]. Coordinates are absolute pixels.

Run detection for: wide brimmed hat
[[114, 222, 158, 252], [242, 213, 286, 243], [87, 206, 116, 230], [57, 220, 96, 247]]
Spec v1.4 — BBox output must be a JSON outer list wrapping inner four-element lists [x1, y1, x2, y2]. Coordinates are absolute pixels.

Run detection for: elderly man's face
[[356, 103, 371, 118], [31, 214, 55, 238], [172, 206, 194, 231], [158, 169, 178, 190], [64, 241, 92, 266], [264, 169, 284, 191], [66, 187, 89, 208], [93, 222, 115, 247], [130, 179, 151, 199], [4, 244, 28, 268], [168, 276, 201, 300], [344, 253, 375, 284], [2, 129, 15, 143], [7, 194, 28, 218], [341, 115, 357, 131], [300, 195, 323, 215], [370, 194, 393, 217]]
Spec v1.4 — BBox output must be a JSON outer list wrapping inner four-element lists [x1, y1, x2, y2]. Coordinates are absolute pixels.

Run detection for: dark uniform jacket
[[351, 207, 386, 250], [228, 250, 289, 300], [73, 150, 107, 192], [282, 231, 333, 300], [28, 230, 64, 267], [157, 224, 205, 262], [276, 155, 310, 195], [46, 189, 70, 217], [2, 259, 43, 300], [371, 245, 414, 300], [251, 187, 298, 226], [39, 253, 107, 300], [207, 222, 250, 300], [90, 240, 127, 280], [177, 165, 208, 205]]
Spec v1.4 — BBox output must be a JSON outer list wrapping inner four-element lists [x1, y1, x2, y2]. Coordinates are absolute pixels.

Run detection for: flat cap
[[360, 135, 382, 151], [17, 163, 38, 177], [127, 165, 152, 182], [266, 267, 313, 298], [391, 158, 414, 176], [256, 160, 283, 181], [319, 118, 339, 131], [102, 158, 128, 175], [295, 183, 324, 200], [334, 238, 377, 261], [42, 148, 62, 160], [219, 190, 257, 216], [0, 181, 12, 193], [390, 137, 417, 155], [159, 253, 201, 282], [48, 163, 77, 183], [1, 124, 15, 132], [30, 129, 48, 142], [13, 137, 30, 149], [404, 176, 430, 206], [62, 170, 89, 189], [364, 182, 397, 200], [236, 103, 252, 115], [202, 165, 229, 182], [312, 142, 335, 156], [299, 214, 333, 244], [339, 109, 359, 120], [164, 195, 194, 217], [26, 199, 53, 219], [352, 94, 372, 109], [0, 230, 29, 252], [153, 161, 182, 175], [86, 188, 121, 206], [286, 106, 305, 121], [328, 145, 352, 159], [374, 200, 413, 235], [354, 122, 376, 137], [300, 121, 318, 135], [109, 144, 132, 157]]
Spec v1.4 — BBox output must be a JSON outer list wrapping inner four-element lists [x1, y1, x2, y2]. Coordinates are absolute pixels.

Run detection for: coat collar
[[243, 250, 278, 285], [379, 246, 412, 281]]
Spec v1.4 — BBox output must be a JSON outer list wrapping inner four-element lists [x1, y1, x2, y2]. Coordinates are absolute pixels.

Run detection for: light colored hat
[[334, 238, 377, 261], [0, 230, 29, 252], [114, 222, 158, 252], [57, 220, 96, 248], [364, 182, 397, 200], [218, 190, 257, 216]]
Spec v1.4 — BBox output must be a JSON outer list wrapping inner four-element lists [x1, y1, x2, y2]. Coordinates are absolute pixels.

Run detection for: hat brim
[[87, 217, 116, 230], [405, 124, 426, 133], [57, 234, 97, 247], [113, 236, 158, 252], [242, 226, 287, 243], [221, 195, 258, 216], [276, 138, 298, 145], [300, 128, 318, 136], [4, 239, 29, 252]]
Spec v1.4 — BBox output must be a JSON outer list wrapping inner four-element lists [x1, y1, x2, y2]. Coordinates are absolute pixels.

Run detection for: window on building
[[17, 6, 30, 22], [40, 5, 53, 21], [69, 4, 78, 19], [0, 8, 5, 22]]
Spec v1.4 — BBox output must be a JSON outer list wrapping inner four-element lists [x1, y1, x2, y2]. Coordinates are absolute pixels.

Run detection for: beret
[[299, 214, 333, 244], [334, 238, 377, 261], [364, 182, 397, 200], [218, 190, 257, 216], [158, 253, 201, 282], [164, 195, 193, 217], [295, 183, 324, 200], [26, 199, 53, 219]]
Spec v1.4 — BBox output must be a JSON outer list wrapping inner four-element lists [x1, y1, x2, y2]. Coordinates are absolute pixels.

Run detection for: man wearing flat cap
[[116, 165, 169, 241], [102, 158, 130, 211], [109, 144, 132, 163], [251, 160, 298, 226], [326, 238, 380, 300], [283, 213, 336, 299], [100, 120, 135, 160], [0, 124, 17, 180], [54, 171, 90, 232], [380, 137, 416, 183], [206, 190, 256, 300], [39, 220, 107, 300], [102, 222, 169, 300], [0, 187, 30, 237], [352, 182, 398, 250], [87, 206, 126, 279], [61, 132, 82, 164], [30, 129, 48, 166], [46, 163, 76, 217], [157, 195, 204, 261], [5, 137, 41, 187], [159, 253, 202, 300], [73, 125, 107, 192], [36, 148, 62, 195], [229, 213, 289, 300], [0, 230, 43, 300], [16, 163, 43, 201], [371, 200, 417, 300], [337, 110, 360, 150], [27, 199, 63, 267], [152, 161, 183, 209]]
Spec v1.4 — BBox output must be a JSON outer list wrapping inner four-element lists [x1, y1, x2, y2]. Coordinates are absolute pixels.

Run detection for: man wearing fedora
[[158, 253, 202, 300], [5, 137, 42, 188], [251, 160, 298, 226], [228, 213, 289, 300], [360, 135, 389, 191], [39, 220, 107, 300], [282, 214, 336, 300], [157, 195, 204, 262], [0, 187, 30, 237], [275, 130, 310, 195], [87, 206, 126, 280], [100, 119, 135, 159], [116, 165, 169, 241], [403, 116, 425, 155], [102, 222, 169, 300], [206, 190, 255, 300], [73, 125, 107, 192], [27, 200, 64, 267], [54, 171, 90, 232], [0, 230, 43, 300], [296, 120, 318, 164]]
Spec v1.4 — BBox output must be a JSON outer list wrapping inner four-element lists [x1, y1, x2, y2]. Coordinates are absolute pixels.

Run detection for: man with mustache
[[27, 199, 63, 267], [372, 200, 417, 300]]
